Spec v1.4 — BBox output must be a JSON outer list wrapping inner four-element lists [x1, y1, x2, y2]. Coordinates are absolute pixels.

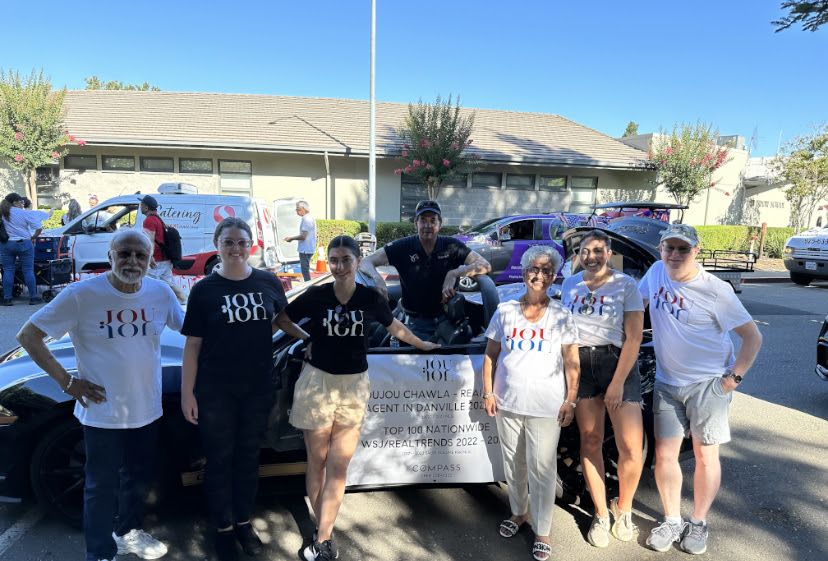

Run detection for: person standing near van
[[140, 195, 187, 304], [1, 193, 47, 305], [284, 200, 316, 282]]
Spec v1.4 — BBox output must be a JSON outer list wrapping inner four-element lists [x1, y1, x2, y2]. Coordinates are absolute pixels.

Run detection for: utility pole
[[368, 0, 377, 235]]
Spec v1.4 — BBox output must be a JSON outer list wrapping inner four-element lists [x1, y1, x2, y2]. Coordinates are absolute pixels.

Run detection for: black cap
[[4, 193, 24, 204], [138, 195, 159, 210], [415, 200, 442, 218]]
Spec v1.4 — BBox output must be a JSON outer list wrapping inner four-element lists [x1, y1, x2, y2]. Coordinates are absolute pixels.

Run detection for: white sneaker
[[113, 529, 168, 559]]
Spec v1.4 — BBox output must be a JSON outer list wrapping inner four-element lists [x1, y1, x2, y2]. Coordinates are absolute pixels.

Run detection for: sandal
[[532, 540, 552, 561], [499, 519, 523, 538]]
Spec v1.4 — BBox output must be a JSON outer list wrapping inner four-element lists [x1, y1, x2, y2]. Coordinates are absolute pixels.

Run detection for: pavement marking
[[0, 507, 44, 559]]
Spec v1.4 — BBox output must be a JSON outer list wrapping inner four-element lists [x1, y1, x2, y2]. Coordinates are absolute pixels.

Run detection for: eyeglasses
[[579, 292, 597, 315], [114, 250, 150, 261], [661, 244, 693, 255], [526, 266, 555, 277], [220, 239, 252, 249]]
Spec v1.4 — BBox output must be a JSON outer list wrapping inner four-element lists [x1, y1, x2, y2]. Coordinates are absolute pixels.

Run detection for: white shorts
[[148, 260, 174, 285]]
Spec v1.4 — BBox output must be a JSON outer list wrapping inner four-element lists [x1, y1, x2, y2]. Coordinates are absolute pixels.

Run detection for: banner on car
[[346, 353, 504, 486]]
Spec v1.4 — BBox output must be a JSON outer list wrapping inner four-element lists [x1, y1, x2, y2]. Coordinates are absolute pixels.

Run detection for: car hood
[[785, 227, 828, 248]]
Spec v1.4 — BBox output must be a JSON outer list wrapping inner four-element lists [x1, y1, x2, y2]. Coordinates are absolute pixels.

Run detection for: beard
[[111, 265, 146, 284]]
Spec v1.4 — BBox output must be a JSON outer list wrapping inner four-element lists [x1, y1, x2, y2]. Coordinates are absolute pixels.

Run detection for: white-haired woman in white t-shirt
[[482, 245, 580, 561], [560, 229, 645, 548]]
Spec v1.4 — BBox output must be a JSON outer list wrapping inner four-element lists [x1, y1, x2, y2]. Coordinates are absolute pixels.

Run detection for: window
[[539, 175, 567, 192], [400, 174, 427, 222], [471, 172, 502, 190], [74, 204, 138, 234], [180, 158, 213, 174], [140, 157, 174, 173], [506, 174, 535, 190], [442, 174, 468, 189], [102, 156, 135, 171], [570, 176, 598, 213], [505, 219, 535, 240], [571, 176, 598, 189], [64, 155, 97, 170], [35, 166, 58, 185], [219, 159, 253, 196]]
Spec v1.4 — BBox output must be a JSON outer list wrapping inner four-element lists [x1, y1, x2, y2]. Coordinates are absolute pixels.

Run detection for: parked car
[[817, 316, 828, 382], [783, 226, 828, 285], [1, 228, 680, 527], [454, 213, 607, 291]]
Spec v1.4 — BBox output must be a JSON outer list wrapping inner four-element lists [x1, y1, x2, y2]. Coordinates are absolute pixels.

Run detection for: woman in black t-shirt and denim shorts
[[275, 235, 438, 561]]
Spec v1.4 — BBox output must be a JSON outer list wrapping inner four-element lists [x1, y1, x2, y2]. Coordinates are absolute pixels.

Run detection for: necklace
[[520, 295, 549, 323]]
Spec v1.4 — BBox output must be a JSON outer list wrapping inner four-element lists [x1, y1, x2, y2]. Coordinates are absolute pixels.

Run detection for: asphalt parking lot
[[0, 280, 826, 561]]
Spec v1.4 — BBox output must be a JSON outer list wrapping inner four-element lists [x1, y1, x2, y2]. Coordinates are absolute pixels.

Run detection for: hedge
[[694, 225, 795, 258]]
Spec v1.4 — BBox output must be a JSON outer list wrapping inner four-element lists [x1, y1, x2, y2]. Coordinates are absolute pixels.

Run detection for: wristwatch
[[722, 370, 743, 384]]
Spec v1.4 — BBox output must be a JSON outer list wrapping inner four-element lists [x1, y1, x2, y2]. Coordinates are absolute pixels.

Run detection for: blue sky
[[6, 0, 826, 156]]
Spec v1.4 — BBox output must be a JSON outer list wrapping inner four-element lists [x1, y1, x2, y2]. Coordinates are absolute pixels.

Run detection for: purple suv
[[454, 212, 607, 291]]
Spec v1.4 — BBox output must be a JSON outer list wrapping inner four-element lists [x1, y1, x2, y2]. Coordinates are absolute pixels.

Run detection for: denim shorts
[[654, 377, 732, 444], [577, 344, 641, 402]]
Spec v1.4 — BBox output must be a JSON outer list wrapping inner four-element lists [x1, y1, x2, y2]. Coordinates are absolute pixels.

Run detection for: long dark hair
[[327, 235, 360, 259], [0, 200, 10, 220]]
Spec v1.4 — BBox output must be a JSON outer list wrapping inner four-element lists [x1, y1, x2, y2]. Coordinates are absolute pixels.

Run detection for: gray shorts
[[654, 377, 732, 444]]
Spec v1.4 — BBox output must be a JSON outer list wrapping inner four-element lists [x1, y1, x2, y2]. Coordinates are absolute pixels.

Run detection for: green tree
[[771, 125, 828, 231], [0, 70, 81, 203], [648, 122, 730, 222], [84, 75, 161, 91], [622, 121, 639, 137], [394, 94, 480, 201], [773, 1, 828, 32]]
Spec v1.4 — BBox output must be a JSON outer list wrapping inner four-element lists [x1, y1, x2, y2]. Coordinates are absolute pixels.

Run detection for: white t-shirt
[[561, 270, 644, 347], [298, 213, 317, 254], [638, 261, 753, 387], [2, 207, 44, 240], [485, 299, 579, 417], [30, 274, 185, 429]]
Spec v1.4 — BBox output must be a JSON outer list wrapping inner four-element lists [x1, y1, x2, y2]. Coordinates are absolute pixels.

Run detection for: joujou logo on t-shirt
[[505, 326, 556, 353], [323, 306, 365, 337], [651, 286, 694, 322], [221, 293, 268, 323], [99, 308, 158, 339], [566, 293, 612, 317]]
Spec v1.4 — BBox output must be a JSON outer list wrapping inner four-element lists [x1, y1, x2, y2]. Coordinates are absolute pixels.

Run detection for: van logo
[[214, 205, 236, 222]]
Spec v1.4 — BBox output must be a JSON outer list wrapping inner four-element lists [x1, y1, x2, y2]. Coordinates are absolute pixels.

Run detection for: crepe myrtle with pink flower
[[393, 94, 482, 200]]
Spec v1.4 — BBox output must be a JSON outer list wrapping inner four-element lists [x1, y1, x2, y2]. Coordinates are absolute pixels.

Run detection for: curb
[[742, 276, 791, 284]]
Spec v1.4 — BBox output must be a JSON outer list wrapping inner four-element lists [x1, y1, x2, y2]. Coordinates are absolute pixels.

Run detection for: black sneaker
[[216, 530, 239, 561], [235, 523, 262, 556], [29, 297, 43, 305], [311, 529, 338, 559], [2, 300, 12, 306], [303, 539, 335, 561]]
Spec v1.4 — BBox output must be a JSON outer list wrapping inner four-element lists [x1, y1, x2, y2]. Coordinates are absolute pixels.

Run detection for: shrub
[[694, 225, 794, 258]]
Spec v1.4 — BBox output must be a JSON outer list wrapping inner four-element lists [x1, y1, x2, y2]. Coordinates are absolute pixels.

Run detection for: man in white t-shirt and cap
[[638, 223, 762, 555], [16, 229, 184, 561], [284, 199, 316, 281]]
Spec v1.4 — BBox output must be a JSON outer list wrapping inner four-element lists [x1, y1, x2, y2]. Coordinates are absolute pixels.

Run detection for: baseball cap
[[138, 195, 159, 210], [4, 193, 24, 204], [659, 223, 700, 247], [415, 200, 442, 218]]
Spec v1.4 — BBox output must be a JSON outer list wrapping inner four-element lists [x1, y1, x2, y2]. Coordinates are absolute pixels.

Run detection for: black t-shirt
[[284, 283, 394, 375], [384, 234, 471, 317], [182, 269, 287, 391]]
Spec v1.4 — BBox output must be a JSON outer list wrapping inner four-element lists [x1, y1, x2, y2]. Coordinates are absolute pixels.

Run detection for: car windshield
[[465, 217, 507, 234]]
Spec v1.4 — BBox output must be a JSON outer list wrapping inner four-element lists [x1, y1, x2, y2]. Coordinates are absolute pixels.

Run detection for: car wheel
[[30, 417, 85, 528], [204, 257, 219, 275], [458, 276, 479, 292], [42, 290, 55, 303], [790, 272, 812, 286]]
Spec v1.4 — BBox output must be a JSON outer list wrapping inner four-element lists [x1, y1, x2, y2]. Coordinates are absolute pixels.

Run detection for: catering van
[[49, 183, 299, 277], [784, 226, 828, 285]]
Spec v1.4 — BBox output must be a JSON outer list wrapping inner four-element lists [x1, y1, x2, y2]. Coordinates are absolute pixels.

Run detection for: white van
[[784, 226, 828, 286], [49, 183, 299, 277]]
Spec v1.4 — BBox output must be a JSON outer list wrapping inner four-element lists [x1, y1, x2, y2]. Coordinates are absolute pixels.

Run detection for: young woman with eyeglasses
[[180, 217, 288, 561], [560, 229, 645, 548], [275, 235, 439, 561]]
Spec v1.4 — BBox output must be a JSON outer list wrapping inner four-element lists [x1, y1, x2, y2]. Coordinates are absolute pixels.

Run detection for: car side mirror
[[498, 231, 511, 242], [84, 223, 96, 234]]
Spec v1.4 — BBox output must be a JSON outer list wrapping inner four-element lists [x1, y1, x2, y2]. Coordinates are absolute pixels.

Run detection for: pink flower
[[77, 140, 87, 146], [14, 132, 22, 140], [442, 159, 450, 166], [666, 147, 673, 155], [51, 152, 59, 158], [69, 135, 76, 142], [648, 151, 653, 159], [403, 144, 409, 150], [725, 192, 730, 196], [426, 164, 433, 170], [711, 182, 716, 187], [690, 160, 696, 166], [404, 165, 412, 172], [661, 159, 666, 165], [412, 160, 420, 168], [452, 141, 459, 149], [394, 169, 402, 175], [420, 139, 431, 148], [14, 154, 22, 162], [401, 150, 408, 157]]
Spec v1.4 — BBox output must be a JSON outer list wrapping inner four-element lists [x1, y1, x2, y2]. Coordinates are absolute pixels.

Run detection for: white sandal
[[532, 540, 552, 561]]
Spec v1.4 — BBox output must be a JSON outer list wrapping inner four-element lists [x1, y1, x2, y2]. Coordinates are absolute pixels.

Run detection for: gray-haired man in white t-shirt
[[284, 200, 317, 282], [638, 223, 762, 555]]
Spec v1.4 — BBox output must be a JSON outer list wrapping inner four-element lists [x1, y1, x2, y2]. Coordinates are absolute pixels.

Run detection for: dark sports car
[[0, 225, 674, 528], [817, 316, 828, 381]]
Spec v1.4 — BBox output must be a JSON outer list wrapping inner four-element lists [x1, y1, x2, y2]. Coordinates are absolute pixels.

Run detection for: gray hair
[[109, 229, 152, 252], [520, 245, 563, 271], [297, 200, 310, 212]]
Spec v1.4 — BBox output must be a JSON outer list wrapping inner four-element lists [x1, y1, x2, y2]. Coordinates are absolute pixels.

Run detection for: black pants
[[196, 385, 276, 529]]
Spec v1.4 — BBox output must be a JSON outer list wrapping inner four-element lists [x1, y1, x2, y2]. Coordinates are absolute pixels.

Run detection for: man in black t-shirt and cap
[[360, 199, 491, 340]]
